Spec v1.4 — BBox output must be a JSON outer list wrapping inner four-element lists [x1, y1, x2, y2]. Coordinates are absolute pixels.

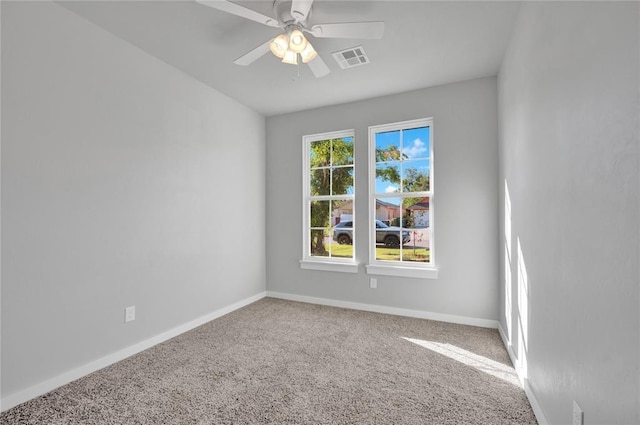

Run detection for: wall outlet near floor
[[573, 400, 584, 425], [125, 306, 136, 323], [370, 278, 377, 289]]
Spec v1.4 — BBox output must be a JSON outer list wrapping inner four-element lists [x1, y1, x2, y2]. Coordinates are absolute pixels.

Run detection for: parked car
[[333, 220, 411, 248]]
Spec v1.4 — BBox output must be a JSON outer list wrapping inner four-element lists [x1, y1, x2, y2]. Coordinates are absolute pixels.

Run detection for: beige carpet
[[1, 298, 537, 424]]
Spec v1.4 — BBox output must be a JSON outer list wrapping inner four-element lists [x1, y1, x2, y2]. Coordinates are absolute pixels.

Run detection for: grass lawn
[[316, 243, 430, 262], [376, 246, 430, 262], [329, 243, 353, 258]]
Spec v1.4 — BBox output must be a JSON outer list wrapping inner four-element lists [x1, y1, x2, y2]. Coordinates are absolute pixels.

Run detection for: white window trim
[[367, 118, 438, 279], [300, 260, 359, 273], [301, 129, 358, 272]]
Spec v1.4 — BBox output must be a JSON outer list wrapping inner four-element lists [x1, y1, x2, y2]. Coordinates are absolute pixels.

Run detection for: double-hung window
[[366, 118, 437, 278], [301, 130, 357, 273]]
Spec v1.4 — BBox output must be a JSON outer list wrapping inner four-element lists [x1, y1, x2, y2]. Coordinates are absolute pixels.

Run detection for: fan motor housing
[[274, 0, 311, 26]]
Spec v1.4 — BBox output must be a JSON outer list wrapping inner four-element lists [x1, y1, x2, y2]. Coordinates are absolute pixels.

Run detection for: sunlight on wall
[[517, 238, 529, 380], [504, 180, 513, 341], [402, 337, 521, 387]]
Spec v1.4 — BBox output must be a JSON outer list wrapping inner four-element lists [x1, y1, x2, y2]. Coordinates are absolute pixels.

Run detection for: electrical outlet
[[125, 306, 136, 323], [370, 278, 377, 289], [573, 400, 584, 425]]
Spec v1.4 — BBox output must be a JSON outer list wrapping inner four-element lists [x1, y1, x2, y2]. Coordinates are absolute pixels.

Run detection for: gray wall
[[1, 1, 265, 398], [498, 2, 639, 424], [266, 77, 499, 321]]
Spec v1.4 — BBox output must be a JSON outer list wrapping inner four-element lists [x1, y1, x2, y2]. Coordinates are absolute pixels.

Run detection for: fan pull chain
[[291, 58, 301, 82]]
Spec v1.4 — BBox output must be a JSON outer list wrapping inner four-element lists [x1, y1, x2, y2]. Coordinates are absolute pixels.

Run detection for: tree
[[402, 167, 429, 193]]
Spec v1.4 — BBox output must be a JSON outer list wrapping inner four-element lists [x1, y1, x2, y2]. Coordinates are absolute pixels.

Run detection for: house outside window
[[301, 129, 358, 273], [367, 118, 438, 279]]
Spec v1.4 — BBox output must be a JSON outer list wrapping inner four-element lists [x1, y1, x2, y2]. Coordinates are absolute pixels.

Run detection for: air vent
[[332, 46, 370, 69]]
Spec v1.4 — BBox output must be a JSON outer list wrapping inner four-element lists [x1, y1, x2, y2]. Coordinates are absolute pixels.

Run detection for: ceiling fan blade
[[291, 0, 313, 22], [307, 55, 330, 78], [233, 39, 273, 66], [196, 0, 280, 28], [310, 21, 385, 39]]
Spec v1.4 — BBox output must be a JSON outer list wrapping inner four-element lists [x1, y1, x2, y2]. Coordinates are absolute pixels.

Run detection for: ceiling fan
[[196, 0, 385, 78]]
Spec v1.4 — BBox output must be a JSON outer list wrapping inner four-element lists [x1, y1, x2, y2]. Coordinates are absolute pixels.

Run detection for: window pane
[[402, 160, 430, 193], [401, 197, 430, 263], [331, 244, 353, 258], [332, 166, 354, 195], [402, 229, 430, 262], [310, 229, 329, 257], [402, 127, 430, 159], [331, 201, 354, 259], [375, 197, 401, 225], [310, 168, 331, 196], [310, 200, 330, 227], [375, 163, 400, 194], [332, 199, 353, 224], [332, 222, 353, 245], [375, 130, 401, 162], [332, 137, 354, 166], [402, 196, 430, 228], [375, 227, 402, 261], [310, 139, 331, 168], [330, 226, 353, 258]]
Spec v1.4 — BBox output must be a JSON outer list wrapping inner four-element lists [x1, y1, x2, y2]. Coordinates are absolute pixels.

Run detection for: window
[[367, 118, 437, 279], [301, 130, 357, 273]]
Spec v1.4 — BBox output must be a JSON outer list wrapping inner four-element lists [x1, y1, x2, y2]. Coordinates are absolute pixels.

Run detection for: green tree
[[402, 167, 429, 193], [374, 146, 402, 184]]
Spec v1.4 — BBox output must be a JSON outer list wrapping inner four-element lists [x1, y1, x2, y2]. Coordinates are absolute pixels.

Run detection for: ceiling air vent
[[332, 46, 370, 69]]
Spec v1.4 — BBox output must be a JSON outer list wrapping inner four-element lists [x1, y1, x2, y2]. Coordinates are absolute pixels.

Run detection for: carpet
[[0, 297, 537, 424]]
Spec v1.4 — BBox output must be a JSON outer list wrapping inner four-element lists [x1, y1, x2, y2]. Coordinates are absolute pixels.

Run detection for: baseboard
[[497, 323, 518, 378], [497, 323, 549, 425], [1, 291, 267, 412], [266, 291, 499, 329]]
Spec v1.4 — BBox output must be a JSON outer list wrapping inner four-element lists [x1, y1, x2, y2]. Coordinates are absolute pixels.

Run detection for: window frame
[[366, 118, 438, 279], [300, 129, 358, 273]]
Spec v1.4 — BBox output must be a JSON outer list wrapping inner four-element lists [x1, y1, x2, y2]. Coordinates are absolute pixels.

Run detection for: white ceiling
[[58, 1, 521, 117]]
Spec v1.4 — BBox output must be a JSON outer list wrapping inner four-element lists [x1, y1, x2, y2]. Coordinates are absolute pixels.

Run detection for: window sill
[[366, 264, 438, 279], [300, 260, 359, 274]]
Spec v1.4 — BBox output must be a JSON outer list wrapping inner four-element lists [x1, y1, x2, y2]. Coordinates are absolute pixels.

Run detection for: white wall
[[498, 2, 639, 424], [1, 1, 265, 403], [266, 77, 499, 322]]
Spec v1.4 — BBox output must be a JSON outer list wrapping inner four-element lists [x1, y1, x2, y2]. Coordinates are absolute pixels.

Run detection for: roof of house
[[376, 199, 400, 209], [407, 197, 430, 210]]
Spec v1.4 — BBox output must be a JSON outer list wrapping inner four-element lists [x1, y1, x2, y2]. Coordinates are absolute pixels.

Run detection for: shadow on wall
[[504, 179, 530, 383]]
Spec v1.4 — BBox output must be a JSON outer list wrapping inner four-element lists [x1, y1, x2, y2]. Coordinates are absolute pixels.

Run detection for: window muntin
[[369, 119, 433, 268], [303, 130, 355, 263]]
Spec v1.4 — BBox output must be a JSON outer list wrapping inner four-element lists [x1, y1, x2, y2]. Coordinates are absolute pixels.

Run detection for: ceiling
[[58, 1, 521, 117]]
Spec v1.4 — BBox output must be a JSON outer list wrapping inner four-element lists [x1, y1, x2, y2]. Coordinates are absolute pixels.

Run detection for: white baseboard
[[498, 323, 548, 425], [266, 291, 499, 329], [1, 291, 267, 412], [497, 324, 518, 378]]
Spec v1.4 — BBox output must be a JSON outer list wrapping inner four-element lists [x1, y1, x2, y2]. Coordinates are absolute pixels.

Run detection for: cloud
[[385, 185, 399, 193], [403, 138, 427, 158]]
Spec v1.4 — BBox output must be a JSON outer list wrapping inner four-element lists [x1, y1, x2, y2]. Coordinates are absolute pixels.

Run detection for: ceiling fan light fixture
[[269, 34, 288, 59], [288, 29, 307, 53], [282, 49, 298, 65], [300, 42, 317, 63]]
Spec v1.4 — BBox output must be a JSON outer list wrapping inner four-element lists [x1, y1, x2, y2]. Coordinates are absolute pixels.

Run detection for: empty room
[[1, 1, 638, 424]]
